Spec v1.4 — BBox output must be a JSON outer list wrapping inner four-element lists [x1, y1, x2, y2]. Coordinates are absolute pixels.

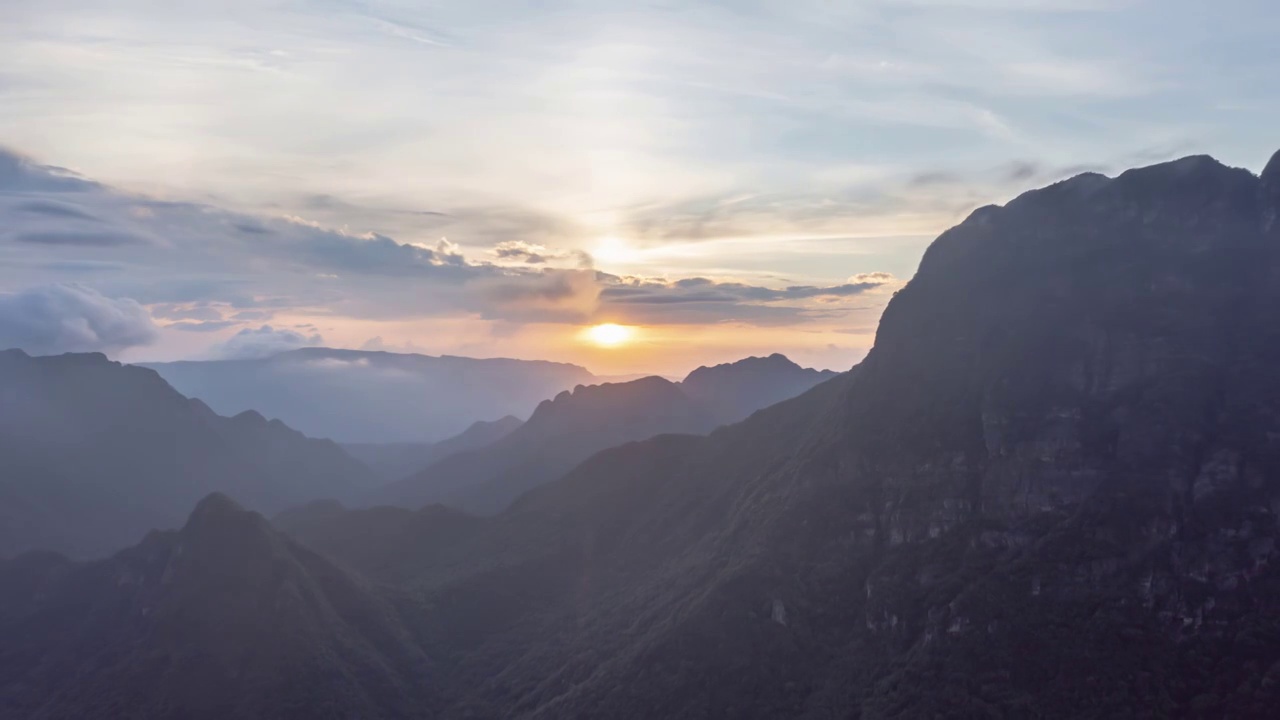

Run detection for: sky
[[1, 0, 1278, 376]]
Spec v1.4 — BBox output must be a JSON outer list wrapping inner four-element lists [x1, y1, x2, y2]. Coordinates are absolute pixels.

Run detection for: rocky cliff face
[[806, 151, 1280, 717]]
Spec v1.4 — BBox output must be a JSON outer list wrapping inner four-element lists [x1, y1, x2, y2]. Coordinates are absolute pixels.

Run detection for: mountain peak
[[187, 492, 248, 523], [180, 493, 280, 557], [681, 353, 803, 383], [1262, 148, 1280, 189], [1116, 152, 1254, 189], [231, 409, 267, 425], [678, 353, 838, 427]]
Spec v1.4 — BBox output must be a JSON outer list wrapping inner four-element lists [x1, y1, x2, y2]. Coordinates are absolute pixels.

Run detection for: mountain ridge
[[368, 354, 836, 512], [0, 349, 375, 558], [143, 348, 595, 444]]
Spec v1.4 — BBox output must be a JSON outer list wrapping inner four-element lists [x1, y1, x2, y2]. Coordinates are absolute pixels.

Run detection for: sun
[[584, 323, 635, 348], [592, 236, 639, 266]]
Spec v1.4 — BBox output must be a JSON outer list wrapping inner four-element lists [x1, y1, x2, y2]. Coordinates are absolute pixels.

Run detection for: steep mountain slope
[[296, 151, 1280, 718], [145, 348, 592, 443], [345, 416, 524, 482], [371, 376, 716, 513], [371, 355, 835, 513], [0, 351, 374, 558], [680, 353, 837, 425], [0, 494, 435, 719]]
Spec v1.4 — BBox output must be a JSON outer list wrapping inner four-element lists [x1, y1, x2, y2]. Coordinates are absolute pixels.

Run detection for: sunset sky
[[2, 0, 1278, 376]]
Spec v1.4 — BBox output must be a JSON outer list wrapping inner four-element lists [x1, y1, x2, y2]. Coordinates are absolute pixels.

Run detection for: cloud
[[212, 325, 324, 359], [1001, 161, 1040, 183], [490, 240, 591, 267], [594, 272, 895, 325], [168, 320, 240, 333], [0, 283, 158, 355], [360, 336, 427, 353], [13, 199, 99, 220], [908, 171, 960, 187], [849, 272, 896, 284], [474, 268, 601, 323], [13, 230, 147, 246], [0, 145, 897, 336], [0, 149, 100, 194], [150, 303, 225, 321], [601, 274, 893, 305]]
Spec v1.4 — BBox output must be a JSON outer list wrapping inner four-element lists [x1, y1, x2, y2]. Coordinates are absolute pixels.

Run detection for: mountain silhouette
[[277, 150, 1280, 717], [9, 151, 1280, 717], [369, 375, 714, 513], [680, 352, 837, 424], [0, 494, 434, 718], [0, 350, 374, 558], [368, 355, 834, 513], [144, 348, 593, 444]]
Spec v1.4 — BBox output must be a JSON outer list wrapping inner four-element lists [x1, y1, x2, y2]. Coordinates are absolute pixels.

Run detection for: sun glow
[[592, 236, 639, 266], [584, 323, 635, 348]]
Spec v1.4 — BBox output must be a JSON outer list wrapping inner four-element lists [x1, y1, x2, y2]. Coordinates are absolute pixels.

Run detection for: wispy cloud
[[0, 147, 899, 362]]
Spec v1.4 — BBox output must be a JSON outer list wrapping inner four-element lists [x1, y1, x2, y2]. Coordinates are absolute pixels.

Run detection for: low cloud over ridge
[[213, 325, 325, 359], [0, 283, 158, 355]]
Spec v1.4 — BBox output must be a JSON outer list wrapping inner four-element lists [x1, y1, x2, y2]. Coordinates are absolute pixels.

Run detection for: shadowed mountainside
[[0, 495, 435, 719], [368, 355, 835, 513], [0, 350, 375, 558]]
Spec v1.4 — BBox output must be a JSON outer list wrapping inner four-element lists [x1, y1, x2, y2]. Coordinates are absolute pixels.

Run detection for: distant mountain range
[[343, 416, 525, 482], [0, 350, 374, 558], [143, 348, 595, 443], [8, 151, 1280, 717], [369, 354, 836, 512]]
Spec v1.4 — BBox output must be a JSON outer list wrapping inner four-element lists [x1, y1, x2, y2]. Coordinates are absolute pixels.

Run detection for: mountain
[[370, 375, 716, 513], [680, 353, 838, 425], [0, 494, 435, 719], [344, 416, 524, 482], [0, 350, 375, 558], [370, 355, 835, 512], [12, 151, 1280, 718], [282, 150, 1280, 718], [143, 348, 593, 444]]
